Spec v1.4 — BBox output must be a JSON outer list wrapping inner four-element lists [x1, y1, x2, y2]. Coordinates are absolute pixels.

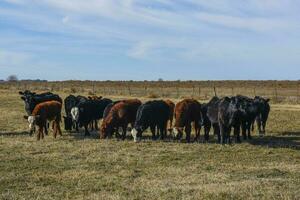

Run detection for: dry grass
[[0, 87, 299, 200]]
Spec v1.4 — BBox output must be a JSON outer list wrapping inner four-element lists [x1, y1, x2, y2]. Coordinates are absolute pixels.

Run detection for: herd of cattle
[[19, 90, 270, 144]]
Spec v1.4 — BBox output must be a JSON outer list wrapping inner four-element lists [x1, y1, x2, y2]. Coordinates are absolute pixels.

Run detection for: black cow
[[71, 98, 112, 136], [200, 103, 212, 142], [19, 91, 62, 115], [206, 96, 221, 143], [64, 95, 81, 131], [19, 90, 62, 135], [235, 95, 261, 140], [254, 96, 270, 136], [131, 100, 170, 142], [218, 96, 246, 144]]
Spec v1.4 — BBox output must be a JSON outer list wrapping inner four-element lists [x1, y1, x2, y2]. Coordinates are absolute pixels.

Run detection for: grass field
[[0, 87, 299, 200]]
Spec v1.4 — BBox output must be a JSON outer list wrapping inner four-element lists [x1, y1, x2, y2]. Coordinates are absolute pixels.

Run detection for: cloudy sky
[[0, 0, 300, 80]]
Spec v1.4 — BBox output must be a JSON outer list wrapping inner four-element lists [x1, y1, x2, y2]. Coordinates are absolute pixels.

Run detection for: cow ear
[[23, 115, 28, 120], [266, 98, 270, 102], [21, 96, 25, 101]]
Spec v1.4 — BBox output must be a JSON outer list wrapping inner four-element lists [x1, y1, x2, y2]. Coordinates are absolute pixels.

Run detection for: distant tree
[[158, 78, 164, 82], [7, 75, 18, 82]]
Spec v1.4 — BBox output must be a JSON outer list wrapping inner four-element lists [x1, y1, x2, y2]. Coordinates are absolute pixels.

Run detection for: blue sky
[[0, 0, 300, 80]]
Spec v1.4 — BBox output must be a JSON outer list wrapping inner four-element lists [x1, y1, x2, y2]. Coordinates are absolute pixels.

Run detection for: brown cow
[[164, 99, 175, 131], [24, 100, 62, 140], [173, 99, 203, 143], [100, 99, 141, 139]]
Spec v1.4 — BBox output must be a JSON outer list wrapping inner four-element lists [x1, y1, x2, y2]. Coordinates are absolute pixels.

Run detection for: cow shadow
[[0, 131, 31, 136], [246, 131, 300, 150]]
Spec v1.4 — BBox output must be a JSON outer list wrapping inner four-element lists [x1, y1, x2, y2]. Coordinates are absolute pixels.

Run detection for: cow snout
[[131, 128, 141, 142]]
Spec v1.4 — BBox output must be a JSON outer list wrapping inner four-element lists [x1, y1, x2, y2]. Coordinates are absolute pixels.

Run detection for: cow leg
[[213, 124, 220, 144], [247, 122, 252, 139], [185, 124, 192, 143], [44, 123, 48, 135], [256, 117, 263, 135], [75, 122, 79, 132], [150, 125, 156, 140], [57, 120, 62, 136], [37, 126, 42, 141], [52, 121, 57, 138], [234, 125, 241, 143], [159, 123, 166, 140], [194, 122, 201, 143], [121, 124, 127, 140], [95, 120, 99, 130], [84, 124, 90, 136], [204, 123, 211, 142], [219, 124, 226, 145], [227, 126, 232, 144], [262, 119, 267, 135], [241, 122, 247, 140]]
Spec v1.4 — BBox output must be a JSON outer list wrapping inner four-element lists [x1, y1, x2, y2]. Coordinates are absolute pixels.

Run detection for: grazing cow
[[71, 98, 112, 136], [254, 96, 270, 136], [217, 97, 246, 144], [23, 100, 62, 140], [19, 90, 62, 135], [131, 100, 170, 142], [163, 99, 175, 131], [206, 96, 221, 143], [173, 99, 203, 143], [100, 99, 142, 139]]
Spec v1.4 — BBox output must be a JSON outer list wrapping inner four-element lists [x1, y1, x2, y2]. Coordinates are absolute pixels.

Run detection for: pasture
[[0, 81, 300, 200]]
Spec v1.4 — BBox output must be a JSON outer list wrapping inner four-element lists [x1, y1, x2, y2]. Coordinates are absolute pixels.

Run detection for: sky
[[0, 0, 300, 81]]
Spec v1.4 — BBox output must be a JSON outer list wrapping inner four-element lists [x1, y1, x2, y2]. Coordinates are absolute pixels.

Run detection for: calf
[[24, 100, 62, 140], [100, 99, 142, 139], [173, 99, 203, 143], [131, 100, 170, 142], [71, 98, 112, 136]]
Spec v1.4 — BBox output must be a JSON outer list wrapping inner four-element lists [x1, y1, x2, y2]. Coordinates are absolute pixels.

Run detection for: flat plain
[[0, 82, 299, 200]]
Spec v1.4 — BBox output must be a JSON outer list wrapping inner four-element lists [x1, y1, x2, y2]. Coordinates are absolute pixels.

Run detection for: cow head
[[131, 126, 144, 142], [100, 123, 114, 139], [21, 95, 36, 114], [172, 127, 184, 140], [71, 107, 79, 122], [227, 97, 245, 126], [24, 115, 40, 131]]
